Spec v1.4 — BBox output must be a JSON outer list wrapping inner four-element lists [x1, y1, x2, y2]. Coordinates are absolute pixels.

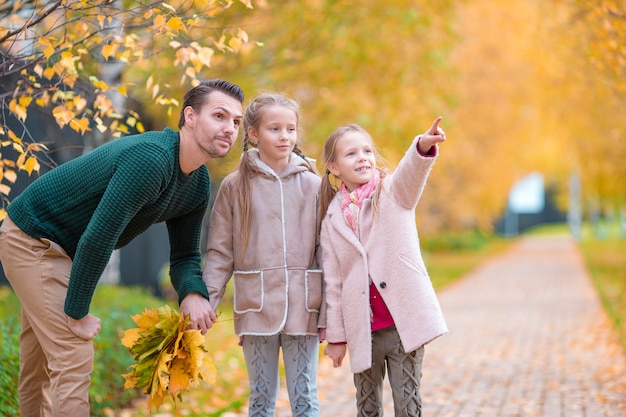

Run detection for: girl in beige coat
[[202, 93, 323, 417], [320, 117, 448, 417]]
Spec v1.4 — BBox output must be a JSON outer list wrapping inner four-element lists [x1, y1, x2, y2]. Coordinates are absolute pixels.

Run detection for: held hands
[[324, 343, 347, 368], [67, 313, 101, 341], [180, 292, 217, 335], [417, 116, 447, 155]]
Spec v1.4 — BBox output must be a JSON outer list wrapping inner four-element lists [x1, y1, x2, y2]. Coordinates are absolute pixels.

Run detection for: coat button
[[379, 282, 387, 289]]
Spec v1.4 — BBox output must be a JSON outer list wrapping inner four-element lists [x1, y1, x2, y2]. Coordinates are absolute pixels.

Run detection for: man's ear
[[183, 106, 195, 126]]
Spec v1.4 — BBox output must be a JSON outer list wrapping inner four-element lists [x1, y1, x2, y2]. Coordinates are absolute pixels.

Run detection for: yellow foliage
[[69, 117, 92, 135], [121, 305, 215, 414], [9, 99, 27, 122], [21, 156, 39, 175], [3, 169, 17, 184]]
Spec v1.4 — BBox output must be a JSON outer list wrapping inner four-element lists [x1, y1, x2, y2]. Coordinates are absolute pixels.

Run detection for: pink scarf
[[339, 169, 380, 233]]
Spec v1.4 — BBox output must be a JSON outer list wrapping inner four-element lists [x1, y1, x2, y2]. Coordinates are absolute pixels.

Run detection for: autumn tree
[[556, 0, 626, 220], [199, 0, 459, 229], [0, 0, 253, 220]]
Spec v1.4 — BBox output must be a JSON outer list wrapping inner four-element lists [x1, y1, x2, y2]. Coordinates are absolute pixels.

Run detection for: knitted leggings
[[354, 326, 424, 417], [242, 333, 320, 417]]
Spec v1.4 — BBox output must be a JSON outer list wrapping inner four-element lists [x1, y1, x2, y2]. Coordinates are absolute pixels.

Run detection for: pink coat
[[320, 136, 448, 373]]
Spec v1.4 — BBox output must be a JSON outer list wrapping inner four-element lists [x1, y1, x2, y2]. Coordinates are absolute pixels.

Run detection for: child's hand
[[418, 116, 446, 154], [319, 328, 327, 343], [324, 343, 347, 368]]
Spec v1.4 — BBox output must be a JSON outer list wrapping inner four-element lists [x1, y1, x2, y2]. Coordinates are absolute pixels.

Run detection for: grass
[[421, 230, 511, 290], [576, 222, 626, 355]]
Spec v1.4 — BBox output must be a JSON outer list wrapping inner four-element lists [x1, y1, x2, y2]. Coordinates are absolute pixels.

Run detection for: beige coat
[[203, 150, 323, 336], [320, 137, 448, 373]]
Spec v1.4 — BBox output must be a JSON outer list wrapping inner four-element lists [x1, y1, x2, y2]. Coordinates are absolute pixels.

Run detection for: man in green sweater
[[0, 79, 244, 416]]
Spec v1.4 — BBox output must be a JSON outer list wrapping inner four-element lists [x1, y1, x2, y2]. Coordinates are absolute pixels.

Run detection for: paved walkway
[[273, 234, 626, 417]]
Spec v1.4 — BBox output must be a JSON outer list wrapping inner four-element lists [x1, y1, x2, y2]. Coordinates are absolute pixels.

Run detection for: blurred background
[[1, 0, 624, 289]]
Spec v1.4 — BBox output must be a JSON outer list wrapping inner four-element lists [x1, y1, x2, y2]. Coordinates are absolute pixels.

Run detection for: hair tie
[[325, 169, 330, 175], [301, 154, 306, 160], [243, 146, 248, 151]]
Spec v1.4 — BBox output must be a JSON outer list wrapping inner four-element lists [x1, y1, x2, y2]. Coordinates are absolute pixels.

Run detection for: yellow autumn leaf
[[154, 14, 166, 30], [131, 308, 161, 329], [7, 129, 22, 145], [4, 169, 17, 184], [69, 117, 92, 135], [38, 36, 56, 59], [63, 72, 77, 89], [27, 143, 48, 152], [155, 351, 173, 390], [167, 358, 190, 394], [228, 36, 242, 52], [101, 43, 116, 61], [0, 208, 7, 221], [52, 105, 74, 128], [9, 99, 27, 122], [201, 356, 218, 385], [214, 34, 227, 51], [42, 67, 55, 80], [21, 156, 39, 175], [121, 327, 142, 348], [196, 46, 214, 68], [167, 16, 184, 33]]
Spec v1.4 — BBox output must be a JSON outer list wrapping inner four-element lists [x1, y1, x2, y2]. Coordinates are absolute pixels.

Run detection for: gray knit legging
[[242, 333, 320, 417], [354, 326, 424, 417]]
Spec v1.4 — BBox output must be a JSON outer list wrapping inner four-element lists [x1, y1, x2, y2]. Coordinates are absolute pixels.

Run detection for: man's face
[[186, 91, 243, 159]]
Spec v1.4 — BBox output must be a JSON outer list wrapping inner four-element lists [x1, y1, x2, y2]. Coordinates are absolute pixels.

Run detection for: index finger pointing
[[428, 116, 443, 134]]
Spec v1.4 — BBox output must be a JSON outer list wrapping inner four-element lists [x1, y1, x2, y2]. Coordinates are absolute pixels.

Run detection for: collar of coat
[[246, 148, 312, 178]]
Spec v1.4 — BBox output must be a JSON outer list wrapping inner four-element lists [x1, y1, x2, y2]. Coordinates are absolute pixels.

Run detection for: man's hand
[[324, 343, 347, 368], [67, 314, 101, 341], [180, 292, 217, 334], [418, 116, 447, 154]]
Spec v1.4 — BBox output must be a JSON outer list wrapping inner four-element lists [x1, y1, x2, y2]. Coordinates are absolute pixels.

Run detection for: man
[[0, 79, 244, 416]]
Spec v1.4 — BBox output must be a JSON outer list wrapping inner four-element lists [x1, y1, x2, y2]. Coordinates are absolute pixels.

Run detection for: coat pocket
[[233, 270, 263, 313], [305, 269, 323, 312]]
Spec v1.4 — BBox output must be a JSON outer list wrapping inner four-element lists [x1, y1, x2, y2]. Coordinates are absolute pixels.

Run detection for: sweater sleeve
[[64, 145, 171, 319], [166, 192, 210, 305]]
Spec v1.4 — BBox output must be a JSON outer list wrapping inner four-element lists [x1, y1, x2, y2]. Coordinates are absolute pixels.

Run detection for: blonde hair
[[320, 124, 388, 220], [237, 92, 317, 254]]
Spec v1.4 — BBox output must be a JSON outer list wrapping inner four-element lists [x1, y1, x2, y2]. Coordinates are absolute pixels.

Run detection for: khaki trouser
[[0, 216, 93, 417], [354, 325, 424, 417]]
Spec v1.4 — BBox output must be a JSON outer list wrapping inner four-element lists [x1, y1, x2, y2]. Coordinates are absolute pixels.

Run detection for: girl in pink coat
[[319, 117, 448, 417]]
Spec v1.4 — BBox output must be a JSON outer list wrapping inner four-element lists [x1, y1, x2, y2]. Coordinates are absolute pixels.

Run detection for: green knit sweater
[[7, 128, 211, 319]]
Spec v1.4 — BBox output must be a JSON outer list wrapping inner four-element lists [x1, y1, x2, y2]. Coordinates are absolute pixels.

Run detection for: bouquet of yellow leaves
[[121, 305, 216, 413]]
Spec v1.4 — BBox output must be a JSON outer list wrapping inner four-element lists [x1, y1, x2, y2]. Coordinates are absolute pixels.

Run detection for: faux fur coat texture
[[203, 150, 324, 336]]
